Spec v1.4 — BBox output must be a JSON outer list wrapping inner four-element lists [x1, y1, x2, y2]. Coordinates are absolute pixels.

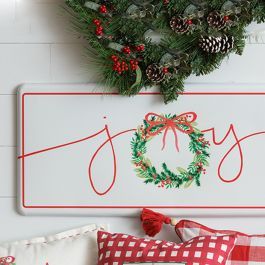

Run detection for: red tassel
[[140, 208, 171, 237]]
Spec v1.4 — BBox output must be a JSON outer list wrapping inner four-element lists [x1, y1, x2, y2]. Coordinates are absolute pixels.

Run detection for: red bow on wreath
[[144, 112, 197, 152]]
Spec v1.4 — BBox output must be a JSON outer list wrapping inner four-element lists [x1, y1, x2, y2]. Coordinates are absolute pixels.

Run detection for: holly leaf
[[203, 160, 210, 166], [177, 167, 187, 174], [184, 178, 194, 188], [143, 157, 152, 167]]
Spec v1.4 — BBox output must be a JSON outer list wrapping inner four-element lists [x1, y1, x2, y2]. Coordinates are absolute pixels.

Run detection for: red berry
[[132, 65, 138, 71], [224, 15, 230, 21], [111, 55, 118, 61], [187, 19, 193, 25], [135, 44, 145, 52], [162, 67, 169, 73], [93, 19, 101, 26], [95, 30, 103, 36], [97, 26, 103, 31], [122, 46, 131, 54], [129, 59, 138, 70], [99, 5, 107, 13]]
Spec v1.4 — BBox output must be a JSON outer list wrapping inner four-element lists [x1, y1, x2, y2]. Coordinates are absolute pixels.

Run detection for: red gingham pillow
[[175, 220, 265, 265], [97, 230, 236, 265]]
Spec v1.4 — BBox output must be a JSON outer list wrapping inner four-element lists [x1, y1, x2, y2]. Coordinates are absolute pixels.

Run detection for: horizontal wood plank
[[51, 43, 93, 83], [0, 95, 16, 146], [0, 147, 16, 197], [0, 44, 50, 94], [0, 0, 81, 44]]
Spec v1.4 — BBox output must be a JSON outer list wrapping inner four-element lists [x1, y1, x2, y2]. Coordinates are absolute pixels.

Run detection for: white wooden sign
[[17, 84, 265, 216]]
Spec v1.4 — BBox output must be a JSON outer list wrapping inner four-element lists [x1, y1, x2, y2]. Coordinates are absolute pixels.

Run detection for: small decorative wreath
[[131, 112, 210, 189]]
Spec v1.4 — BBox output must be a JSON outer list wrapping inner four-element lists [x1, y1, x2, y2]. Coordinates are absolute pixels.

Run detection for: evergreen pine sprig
[[65, 0, 265, 103]]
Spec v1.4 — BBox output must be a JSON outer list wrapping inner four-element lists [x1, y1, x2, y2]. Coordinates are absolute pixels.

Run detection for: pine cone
[[199, 36, 222, 53], [170, 16, 190, 34], [207, 11, 226, 30], [220, 35, 234, 53], [199, 35, 234, 54], [146, 64, 165, 83]]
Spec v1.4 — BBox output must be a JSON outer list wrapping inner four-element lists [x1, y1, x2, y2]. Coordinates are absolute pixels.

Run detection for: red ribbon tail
[[173, 129, 180, 152], [162, 128, 169, 150]]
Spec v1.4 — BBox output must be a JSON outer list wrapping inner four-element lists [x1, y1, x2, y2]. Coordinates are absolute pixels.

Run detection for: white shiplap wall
[[1, 0, 265, 244]]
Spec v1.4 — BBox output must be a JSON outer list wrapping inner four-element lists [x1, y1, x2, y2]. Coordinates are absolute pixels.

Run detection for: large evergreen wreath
[[65, 0, 265, 103], [131, 113, 210, 189]]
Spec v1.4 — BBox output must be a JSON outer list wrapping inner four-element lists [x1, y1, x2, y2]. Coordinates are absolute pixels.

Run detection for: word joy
[[19, 118, 265, 196]]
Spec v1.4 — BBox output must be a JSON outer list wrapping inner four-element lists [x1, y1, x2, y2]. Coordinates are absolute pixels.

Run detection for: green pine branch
[[65, 0, 265, 103]]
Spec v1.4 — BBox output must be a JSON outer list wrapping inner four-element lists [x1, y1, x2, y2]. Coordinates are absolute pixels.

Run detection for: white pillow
[[0, 224, 107, 265]]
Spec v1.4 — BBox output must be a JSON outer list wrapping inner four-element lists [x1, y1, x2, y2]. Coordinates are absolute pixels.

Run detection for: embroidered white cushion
[[0, 224, 107, 265]]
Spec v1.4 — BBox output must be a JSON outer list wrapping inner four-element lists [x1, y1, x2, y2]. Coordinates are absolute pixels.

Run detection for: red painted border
[[21, 91, 265, 209]]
